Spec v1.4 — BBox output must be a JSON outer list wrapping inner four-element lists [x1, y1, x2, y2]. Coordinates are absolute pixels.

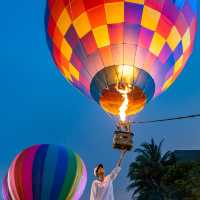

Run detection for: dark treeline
[[127, 139, 200, 200]]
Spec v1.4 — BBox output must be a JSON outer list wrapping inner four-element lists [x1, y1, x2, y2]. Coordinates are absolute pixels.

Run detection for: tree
[[127, 139, 200, 200], [162, 161, 200, 200], [127, 139, 175, 199]]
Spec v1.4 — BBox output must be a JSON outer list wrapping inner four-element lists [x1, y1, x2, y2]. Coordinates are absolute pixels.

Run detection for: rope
[[132, 114, 200, 125]]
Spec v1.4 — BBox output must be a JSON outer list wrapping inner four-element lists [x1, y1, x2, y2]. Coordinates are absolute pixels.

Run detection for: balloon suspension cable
[[132, 113, 200, 125], [105, 112, 116, 124]]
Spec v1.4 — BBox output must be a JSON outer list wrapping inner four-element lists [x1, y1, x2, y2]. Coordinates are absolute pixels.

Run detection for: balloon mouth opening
[[99, 85, 146, 116], [90, 65, 155, 117]]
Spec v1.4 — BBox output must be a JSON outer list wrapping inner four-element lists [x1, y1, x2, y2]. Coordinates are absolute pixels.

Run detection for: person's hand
[[116, 149, 127, 167], [122, 149, 127, 154], [120, 149, 127, 158]]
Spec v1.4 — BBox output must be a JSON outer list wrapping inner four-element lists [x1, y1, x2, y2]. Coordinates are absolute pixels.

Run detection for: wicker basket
[[112, 130, 133, 151]]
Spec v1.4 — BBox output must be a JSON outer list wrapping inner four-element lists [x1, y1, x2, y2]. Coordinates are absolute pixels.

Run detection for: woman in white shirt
[[90, 150, 127, 200]]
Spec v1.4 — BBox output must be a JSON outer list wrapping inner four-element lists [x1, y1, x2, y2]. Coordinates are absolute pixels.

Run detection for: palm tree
[[127, 139, 176, 200]]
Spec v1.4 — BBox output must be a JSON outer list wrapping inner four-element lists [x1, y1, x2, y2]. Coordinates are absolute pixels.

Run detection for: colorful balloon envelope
[[45, 0, 197, 117], [2, 144, 87, 200]]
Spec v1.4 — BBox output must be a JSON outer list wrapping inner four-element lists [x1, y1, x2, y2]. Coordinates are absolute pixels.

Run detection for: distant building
[[174, 150, 200, 162]]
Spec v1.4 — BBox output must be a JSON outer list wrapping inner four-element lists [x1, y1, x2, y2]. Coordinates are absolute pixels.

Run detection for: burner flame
[[118, 87, 129, 122]]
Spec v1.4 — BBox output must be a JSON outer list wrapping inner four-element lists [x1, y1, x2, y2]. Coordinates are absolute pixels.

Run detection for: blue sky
[[0, 1, 199, 199]]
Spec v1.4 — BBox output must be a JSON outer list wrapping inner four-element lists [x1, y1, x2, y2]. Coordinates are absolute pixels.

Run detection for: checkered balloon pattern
[[46, 0, 197, 116]]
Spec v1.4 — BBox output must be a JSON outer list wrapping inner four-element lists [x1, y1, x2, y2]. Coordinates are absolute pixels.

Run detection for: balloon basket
[[112, 121, 133, 151]]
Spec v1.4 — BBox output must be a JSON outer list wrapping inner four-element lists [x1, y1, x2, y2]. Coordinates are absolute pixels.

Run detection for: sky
[[0, 1, 199, 200]]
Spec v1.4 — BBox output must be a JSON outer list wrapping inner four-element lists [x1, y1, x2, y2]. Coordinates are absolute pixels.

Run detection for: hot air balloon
[[2, 144, 87, 200], [45, 0, 197, 121]]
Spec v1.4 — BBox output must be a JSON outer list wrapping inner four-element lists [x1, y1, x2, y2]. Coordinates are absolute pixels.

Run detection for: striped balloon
[[46, 0, 197, 117], [2, 144, 87, 200]]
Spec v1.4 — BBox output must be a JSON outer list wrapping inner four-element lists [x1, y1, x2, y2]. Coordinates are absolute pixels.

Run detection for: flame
[[118, 87, 129, 122]]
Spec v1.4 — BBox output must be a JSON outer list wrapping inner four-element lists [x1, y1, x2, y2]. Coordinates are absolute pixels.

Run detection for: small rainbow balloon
[[2, 144, 87, 200]]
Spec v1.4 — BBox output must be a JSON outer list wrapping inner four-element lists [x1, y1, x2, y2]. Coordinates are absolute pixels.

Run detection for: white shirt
[[90, 166, 121, 200]]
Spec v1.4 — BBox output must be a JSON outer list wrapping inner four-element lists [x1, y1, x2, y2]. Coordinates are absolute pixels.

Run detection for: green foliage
[[163, 162, 200, 200], [127, 139, 200, 200]]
